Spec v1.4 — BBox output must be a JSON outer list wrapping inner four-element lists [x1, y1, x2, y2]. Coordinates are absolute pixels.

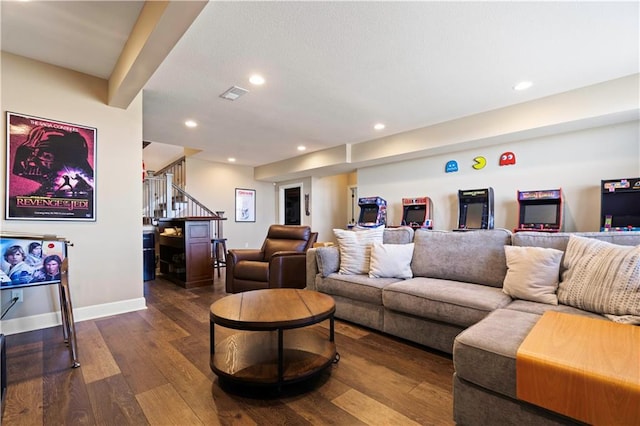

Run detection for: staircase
[[143, 156, 221, 223]]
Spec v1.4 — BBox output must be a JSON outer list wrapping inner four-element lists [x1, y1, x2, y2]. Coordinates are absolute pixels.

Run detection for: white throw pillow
[[333, 227, 384, 275], [369, 243, 414, 279], [558, 235, 640, 324], [502, 245, 563, 305]]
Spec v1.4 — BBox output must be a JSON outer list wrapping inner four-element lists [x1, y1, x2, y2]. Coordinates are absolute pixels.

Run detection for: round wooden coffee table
[[209, 288, 338, 390]]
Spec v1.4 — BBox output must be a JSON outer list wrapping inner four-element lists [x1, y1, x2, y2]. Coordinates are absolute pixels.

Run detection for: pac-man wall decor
[[499, 151, 516, 166], [472, 156, 487, 170], [445, 160, 458, 173]]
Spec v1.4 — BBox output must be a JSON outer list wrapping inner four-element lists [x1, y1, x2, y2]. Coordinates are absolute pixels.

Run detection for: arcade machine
[[456, 188, 494, 230], [514, 189, 563, 233], [357, 196, 387, 227], [401, 197, 433, 230], [600, 177, 640, 231]]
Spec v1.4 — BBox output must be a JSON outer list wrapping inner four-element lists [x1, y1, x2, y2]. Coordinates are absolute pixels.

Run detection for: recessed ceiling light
[[185, 120, 197, 128], [249, 74, 265, 85], [374, 123, 385, 131], [228, 157, 236, 162], [513, 81, 533, 91], [297, 146, 306, 151]]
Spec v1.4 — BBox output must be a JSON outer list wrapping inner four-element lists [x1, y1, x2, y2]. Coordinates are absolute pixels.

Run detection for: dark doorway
[[284, 187, 301, 225]]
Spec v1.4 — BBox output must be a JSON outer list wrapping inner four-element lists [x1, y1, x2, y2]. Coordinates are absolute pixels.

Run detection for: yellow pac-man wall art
[[472, 156, 487, 170]]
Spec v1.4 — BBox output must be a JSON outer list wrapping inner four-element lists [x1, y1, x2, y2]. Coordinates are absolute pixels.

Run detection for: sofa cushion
[[454, 307, 608, 402], [369, 242, 414, 279], [558, 235, 640, 324], [502, 245, 563, 305], [512, 231, 640, 275], [453, 308, 541, 400], [383, 278, 512, 328], [315, 246, 340, 277], [334, 227, 384, 275], [316, 272, 401, 305], [411, 229, 512, 287], [382, 226, 414, 244], [505, 300, 609, 319]]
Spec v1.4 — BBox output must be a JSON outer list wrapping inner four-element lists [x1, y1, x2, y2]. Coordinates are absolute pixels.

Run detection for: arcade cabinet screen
[[523, 203, 558, 226], [404, 207, 425, 224], [602, 192, 640, 227], [465, 203, 484, 229], [360, 206, 379, 223]]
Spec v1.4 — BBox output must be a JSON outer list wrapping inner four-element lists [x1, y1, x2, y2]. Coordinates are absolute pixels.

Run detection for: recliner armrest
[[269, 251, 308, 289], [227, 249, 264, 263]]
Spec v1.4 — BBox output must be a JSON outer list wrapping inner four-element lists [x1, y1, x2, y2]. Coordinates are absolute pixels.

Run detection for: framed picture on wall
[[235, 188, 256, 222], [5, 112, 97, 221]]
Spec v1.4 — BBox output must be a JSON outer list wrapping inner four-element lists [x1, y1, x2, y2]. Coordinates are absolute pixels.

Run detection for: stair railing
[[143, 173, 217, 220]]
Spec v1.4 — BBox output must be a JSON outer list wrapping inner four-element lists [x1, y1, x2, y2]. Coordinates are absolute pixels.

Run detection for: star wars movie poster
[[6, 112, 96, 221], [0, 237, 66, 288]]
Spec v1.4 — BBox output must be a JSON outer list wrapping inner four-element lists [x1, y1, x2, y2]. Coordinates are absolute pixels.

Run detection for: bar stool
[[211, 238, 227, 278]]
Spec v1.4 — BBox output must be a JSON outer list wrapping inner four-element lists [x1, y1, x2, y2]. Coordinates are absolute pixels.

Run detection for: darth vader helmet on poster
[[12, 126, 94, 196]]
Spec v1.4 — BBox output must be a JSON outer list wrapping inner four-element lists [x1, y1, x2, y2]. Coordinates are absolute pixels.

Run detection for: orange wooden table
[[516, 311, 640, 425]]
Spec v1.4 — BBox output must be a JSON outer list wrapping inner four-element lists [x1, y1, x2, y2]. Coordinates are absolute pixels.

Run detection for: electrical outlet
[[11, 289, 23, 302]]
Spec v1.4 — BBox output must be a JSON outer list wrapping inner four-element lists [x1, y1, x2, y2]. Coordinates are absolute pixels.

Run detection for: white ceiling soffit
[[1, 1, 145, 79]]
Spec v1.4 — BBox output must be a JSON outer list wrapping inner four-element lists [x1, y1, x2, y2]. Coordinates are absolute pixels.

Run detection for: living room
[[1, 1, 638, 424]]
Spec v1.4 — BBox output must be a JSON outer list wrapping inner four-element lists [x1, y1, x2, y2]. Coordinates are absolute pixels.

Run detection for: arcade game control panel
[[514, 189, 563, 233]]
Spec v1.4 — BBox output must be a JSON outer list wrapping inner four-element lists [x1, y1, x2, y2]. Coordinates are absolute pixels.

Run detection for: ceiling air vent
[[219, 86, 249, 101]]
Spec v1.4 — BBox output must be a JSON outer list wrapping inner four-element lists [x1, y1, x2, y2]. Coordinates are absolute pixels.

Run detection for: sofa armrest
[[269, 251, 307, 289], [306, 248, 319, 291]]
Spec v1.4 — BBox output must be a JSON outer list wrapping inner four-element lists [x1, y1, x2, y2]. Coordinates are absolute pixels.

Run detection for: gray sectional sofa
[[305, 227, 640, 425]]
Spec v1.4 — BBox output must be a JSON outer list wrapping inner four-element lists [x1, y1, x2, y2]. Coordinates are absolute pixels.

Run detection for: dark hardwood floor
[[2, 272, 455, 425]]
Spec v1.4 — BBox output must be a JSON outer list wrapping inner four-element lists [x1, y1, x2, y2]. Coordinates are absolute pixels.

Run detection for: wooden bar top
[[516, 311, 640, 425]]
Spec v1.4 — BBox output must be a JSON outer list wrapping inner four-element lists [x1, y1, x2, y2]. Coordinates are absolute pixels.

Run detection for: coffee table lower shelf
[[210, 328, 337, 386]]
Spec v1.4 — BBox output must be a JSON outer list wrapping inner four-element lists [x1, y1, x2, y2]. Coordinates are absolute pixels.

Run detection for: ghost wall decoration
[[499, 151, 516, 166]]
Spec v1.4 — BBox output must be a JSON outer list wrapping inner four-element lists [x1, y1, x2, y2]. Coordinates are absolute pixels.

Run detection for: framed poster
[[0, 236, 67, 289], [235, 188, 256, 222], [6, 112, 96, 221]]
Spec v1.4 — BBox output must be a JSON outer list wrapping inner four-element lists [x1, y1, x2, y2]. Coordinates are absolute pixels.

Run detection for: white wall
[[185, 157, 276, 249], [1, 53, 145, 334], [357, 121, 639, 232], [309, 174, 351, 243]]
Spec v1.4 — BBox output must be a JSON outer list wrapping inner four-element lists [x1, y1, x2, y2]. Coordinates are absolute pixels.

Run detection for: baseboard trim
[[1, 297, 147, 335]]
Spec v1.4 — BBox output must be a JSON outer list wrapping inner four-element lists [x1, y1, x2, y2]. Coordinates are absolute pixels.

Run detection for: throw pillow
[[369, 243, 415, 279], [333, 227, 384, 275], [502, 245, 563, 305], [558, 235, 640, 324]]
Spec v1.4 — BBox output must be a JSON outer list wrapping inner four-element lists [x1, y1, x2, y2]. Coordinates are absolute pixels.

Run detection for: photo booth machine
[[357, 196, 387, 227], [457, 188, 494, 230], [401, 197, 433, 229], [514, 189, 563, 233], [601, 177, 640, 231]]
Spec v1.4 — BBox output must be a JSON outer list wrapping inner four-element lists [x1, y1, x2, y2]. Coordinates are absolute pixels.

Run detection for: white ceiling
[[2, 1, 639, 169]]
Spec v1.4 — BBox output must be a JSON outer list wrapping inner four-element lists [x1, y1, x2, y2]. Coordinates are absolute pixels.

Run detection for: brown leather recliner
[[225, 225, 318, 294]]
